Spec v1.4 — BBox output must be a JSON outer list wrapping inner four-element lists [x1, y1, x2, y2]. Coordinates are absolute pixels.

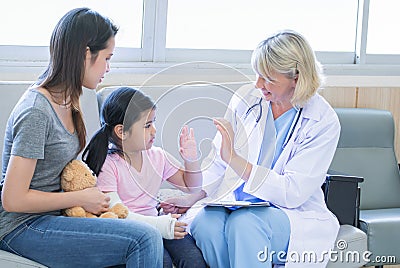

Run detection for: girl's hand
[[80, 187, 110, 215], [213, 118, 237, 163], [179, 125, 198, 162], [160, 195, 199, 214], [170, 214, 188, 239]]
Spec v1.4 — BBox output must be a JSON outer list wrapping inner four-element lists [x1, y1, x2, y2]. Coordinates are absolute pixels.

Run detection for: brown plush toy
[[61, 160, 129, 219]]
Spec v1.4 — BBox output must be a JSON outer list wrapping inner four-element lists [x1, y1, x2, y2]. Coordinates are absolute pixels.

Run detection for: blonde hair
[[251, 30, 323, 108]]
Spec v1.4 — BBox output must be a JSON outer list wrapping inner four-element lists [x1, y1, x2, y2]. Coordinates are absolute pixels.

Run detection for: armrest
[[322, 172, 364, 227], [326, 169, 364, 183], [326, 174, 364, 183]]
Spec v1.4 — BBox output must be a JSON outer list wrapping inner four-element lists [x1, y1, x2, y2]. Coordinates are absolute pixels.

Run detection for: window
[[166, 0, 357, 52], [1, 0, 400, 69], [164, 0, 358, 63], [367, 0, 400, 54], [0, 0, 143, 48]]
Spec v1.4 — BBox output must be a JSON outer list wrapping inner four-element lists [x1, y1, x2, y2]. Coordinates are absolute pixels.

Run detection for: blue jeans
[[191, 206, 290, 268], [163, 234, 207, 268], [0, 215, 163, 268]]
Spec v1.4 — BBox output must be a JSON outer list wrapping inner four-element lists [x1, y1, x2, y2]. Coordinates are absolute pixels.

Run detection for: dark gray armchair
[[330, 108, 400, 267]]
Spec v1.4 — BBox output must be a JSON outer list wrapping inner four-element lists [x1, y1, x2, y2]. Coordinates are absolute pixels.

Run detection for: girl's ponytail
[[82, 123, 112, 176]]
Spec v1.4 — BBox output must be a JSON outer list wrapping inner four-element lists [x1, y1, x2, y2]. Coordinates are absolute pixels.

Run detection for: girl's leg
[[0, 215, 163, 268], [163, 234, 207, 268], [190, 206, 229, 268], [225, 206, 290, 268], [163, 246, 173, 268]]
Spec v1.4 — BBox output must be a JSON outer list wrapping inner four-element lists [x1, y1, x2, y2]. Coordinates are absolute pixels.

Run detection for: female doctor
[[162, 30, 341, 268]]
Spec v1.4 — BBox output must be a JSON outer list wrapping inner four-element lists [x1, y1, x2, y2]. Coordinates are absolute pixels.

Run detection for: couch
[[0, 81, 368, 267]]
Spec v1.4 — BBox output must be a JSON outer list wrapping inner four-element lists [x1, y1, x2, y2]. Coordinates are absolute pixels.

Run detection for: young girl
[[0, 8, 162, 268], [83, 87, 207, 268]]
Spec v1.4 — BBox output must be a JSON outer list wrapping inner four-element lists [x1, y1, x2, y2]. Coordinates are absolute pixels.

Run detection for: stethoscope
[[235, 97, 303, 150], [245, 98, 263, 123]]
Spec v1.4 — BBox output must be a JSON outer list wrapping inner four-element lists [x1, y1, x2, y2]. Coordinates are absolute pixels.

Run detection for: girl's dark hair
[[83, 87, 155, 176], [37, 8, 119, 153]]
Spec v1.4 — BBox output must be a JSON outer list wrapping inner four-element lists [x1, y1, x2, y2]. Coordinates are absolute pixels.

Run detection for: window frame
[[1, 0, 400, 76]]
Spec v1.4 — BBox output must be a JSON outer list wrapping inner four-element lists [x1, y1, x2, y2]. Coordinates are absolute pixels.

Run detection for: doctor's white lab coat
[[200, 84, 341, 267]]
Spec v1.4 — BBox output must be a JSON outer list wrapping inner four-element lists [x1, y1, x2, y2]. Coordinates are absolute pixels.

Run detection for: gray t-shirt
[[0, 89, 80, 240]]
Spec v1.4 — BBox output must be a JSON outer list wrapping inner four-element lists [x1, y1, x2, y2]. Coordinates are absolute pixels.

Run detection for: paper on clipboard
[[202, 200, 270, 208]]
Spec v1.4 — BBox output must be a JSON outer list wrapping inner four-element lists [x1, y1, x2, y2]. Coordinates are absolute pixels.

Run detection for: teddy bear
[[61, 159, 129, 219]]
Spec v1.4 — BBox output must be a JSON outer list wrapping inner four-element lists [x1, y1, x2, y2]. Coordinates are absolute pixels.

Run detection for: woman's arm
[[200, 88, 254, 196], [244, 110, 341, 208], [2, 155, 110, 214]]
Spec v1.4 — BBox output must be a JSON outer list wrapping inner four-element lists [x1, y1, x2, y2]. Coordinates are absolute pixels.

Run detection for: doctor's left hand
[[214, 118, 237, 163]]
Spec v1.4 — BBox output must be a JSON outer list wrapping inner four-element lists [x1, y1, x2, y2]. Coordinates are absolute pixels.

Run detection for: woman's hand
[[179, 125, 198, 162], [214, 118, 252, 180], [213, 118, 237, 163], [80, 187, 110, 215], [170, 214, 188, 239]]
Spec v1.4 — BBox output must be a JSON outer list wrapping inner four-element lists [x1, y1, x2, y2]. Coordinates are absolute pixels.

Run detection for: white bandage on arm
[[105, 192, 176, 239]]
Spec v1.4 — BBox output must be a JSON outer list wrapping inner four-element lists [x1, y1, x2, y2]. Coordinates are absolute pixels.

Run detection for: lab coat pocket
[[300, 210, 331, 221]]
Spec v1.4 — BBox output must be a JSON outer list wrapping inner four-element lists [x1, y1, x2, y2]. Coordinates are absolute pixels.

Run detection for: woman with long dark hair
[[0, 8, 162, 267]]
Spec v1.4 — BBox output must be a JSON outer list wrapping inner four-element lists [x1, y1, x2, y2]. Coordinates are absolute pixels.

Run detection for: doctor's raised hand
[[213, 118, 235, 163], [189, 30, 342, 268], [213, 118, 252, 181]]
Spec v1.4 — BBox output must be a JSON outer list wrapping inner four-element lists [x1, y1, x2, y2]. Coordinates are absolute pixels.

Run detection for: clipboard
[[202, 200, 270, 208]]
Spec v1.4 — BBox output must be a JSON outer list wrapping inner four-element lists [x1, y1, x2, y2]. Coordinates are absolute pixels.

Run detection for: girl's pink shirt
[[97, 146, 180, 216]]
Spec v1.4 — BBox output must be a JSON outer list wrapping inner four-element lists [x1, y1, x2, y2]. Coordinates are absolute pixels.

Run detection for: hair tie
[[101, 122, 111, 129]]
